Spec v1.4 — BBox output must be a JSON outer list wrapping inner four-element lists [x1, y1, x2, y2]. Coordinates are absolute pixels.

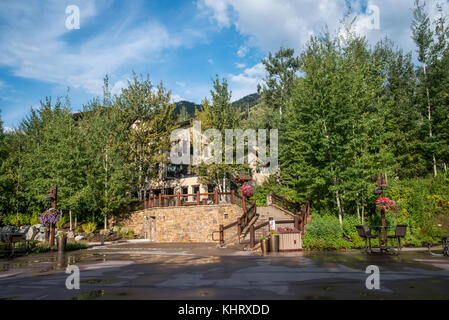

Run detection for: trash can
[[58, 236, 67, 252], [278, 227, 302, 252], [269, 233, 279, 252]]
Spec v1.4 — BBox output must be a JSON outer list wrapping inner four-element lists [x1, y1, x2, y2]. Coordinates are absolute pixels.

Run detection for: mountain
[[174, 93, 261, 119], [231, 93, 261, 110], [174, 100, 201, 118]]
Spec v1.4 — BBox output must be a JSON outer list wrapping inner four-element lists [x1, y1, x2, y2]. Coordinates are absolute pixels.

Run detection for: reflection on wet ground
[[0, 242, 448, 300]]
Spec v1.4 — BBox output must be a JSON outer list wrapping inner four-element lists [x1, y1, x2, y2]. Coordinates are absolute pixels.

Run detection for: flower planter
[[260, 239, 270, 254], [269, 235, 279, 252]]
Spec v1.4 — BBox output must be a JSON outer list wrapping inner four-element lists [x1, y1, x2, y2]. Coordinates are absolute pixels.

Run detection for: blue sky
[[1, 0, 448, 128]]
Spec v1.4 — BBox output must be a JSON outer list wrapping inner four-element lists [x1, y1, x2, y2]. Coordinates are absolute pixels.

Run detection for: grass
[[0, 240, 88, 256]]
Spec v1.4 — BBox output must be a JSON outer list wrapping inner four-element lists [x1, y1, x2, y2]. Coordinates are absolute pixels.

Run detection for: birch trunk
[[423, 64, 437, 177]]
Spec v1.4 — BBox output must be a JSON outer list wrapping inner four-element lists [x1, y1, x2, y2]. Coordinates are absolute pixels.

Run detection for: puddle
[[0, 296, 20, 300], [72, 290, 105, 300], [80, 279, 113, 284]]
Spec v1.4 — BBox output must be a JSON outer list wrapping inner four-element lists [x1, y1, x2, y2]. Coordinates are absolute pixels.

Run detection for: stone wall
[[118, 204, 243, 243]]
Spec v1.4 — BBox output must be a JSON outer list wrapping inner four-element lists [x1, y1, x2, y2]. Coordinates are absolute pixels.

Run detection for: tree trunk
[[336, 190, 343, 225], [361, 200, 365, 224], [356, 201, 361, 223], [423, 64, 437, 177]]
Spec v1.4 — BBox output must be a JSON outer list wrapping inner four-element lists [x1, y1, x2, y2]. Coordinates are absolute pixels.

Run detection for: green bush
[[1, 213, 31, 226], [303, 215, 352, 250], [82, 222, 97, 234], [66, 242, 88, 251], [342, 215, 365, 248], [56, 215, 67, 229], [30, 213, 40, 225]]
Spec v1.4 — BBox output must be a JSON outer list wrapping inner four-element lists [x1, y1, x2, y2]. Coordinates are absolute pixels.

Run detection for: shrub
[[342, 215, 365, 248], [303, 215, 352, 250], [66, 242, 88, 251], [82, 222, 97, 234], [2, 213, 31, 226], [56, 215, 67, 229], [30, 213, 40, 225]]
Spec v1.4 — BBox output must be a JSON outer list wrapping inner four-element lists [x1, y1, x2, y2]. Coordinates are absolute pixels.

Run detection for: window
[[192, 185, 200, 202], [166, 164, 189, 178]]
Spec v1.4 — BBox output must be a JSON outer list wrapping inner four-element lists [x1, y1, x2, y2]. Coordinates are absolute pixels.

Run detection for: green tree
[[194, 76, 246, 192], [257, 47, 300, 130], [116, 73, 177, 201]]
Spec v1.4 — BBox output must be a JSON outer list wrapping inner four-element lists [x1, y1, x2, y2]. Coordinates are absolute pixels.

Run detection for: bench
[[356, 225, 377, 253], [0, 232, 26, 256], [387, 224, 408, 251]]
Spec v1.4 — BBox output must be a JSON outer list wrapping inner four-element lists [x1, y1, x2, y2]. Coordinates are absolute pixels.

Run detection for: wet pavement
[[1, 241, 449, 300]]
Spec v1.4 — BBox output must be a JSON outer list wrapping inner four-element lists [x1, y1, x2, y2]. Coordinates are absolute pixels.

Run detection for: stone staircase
[[241, 206, 296, 243], [218, 192, 312, 250]]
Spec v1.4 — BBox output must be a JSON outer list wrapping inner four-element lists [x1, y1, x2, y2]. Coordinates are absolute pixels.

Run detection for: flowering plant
[[260, 234, 271, 241], [39, 208, 60, 227], [376, 197, 398, 215], [240, 185, 254, 198]]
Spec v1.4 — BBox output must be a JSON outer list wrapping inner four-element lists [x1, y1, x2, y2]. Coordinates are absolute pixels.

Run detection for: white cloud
[[228, 63, 266, 101], [0, 1, 202, 98], [235, 62, 246, 68], [198, 0, 231, 28], [237, 45, 249, 58], [198, 0, 348, 53], [171, 94, 185, 103], [208, 58, 215, 64], [198, 0, 449, 56]]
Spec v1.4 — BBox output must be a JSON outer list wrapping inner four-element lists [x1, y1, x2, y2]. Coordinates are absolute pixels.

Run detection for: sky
[[0, 0, 448, 129]]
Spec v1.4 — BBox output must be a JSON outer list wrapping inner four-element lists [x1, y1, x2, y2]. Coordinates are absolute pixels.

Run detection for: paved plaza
[[1, 242, 449, 300]]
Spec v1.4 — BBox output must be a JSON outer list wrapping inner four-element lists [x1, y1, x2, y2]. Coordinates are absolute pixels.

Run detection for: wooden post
[[237, 217, 241, 236], [177, 192, 181, 207], [159, 194, 162, 207], [219, 224, 224, 246], [294, 215, 299, 230], [69, 209, 72, 231], [197, 191, 200, 205], [214, 189, 219, 204], [231, 190, 235, 204], [250, 224, 255, 248], [153, 195, 157, 208], [300, 207, 305, 233]]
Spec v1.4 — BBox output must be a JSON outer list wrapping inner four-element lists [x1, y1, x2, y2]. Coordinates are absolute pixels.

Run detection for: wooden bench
[[1, 232, 25, 256]]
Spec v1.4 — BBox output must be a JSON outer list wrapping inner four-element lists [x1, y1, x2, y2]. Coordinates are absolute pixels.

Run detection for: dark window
[[166, 164, 189, 178]]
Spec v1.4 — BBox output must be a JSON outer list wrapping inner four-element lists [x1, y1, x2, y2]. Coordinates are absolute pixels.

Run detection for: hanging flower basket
[[39, 208, 60, 227], [241, 185, 254, 198], [376, 197, 398, 215]]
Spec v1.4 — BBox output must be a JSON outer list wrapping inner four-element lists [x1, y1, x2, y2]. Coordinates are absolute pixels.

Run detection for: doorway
[[149, 216, 156, 242]]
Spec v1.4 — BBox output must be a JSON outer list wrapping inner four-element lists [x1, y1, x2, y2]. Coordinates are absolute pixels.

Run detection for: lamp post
[[374, 174, 387, 246], [46, 185, 58, 247]]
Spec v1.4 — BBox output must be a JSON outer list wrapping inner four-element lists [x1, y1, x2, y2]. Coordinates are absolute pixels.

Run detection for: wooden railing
[[143, 190, 235, 208], [269, 192, 311, 234], [217, 193, 257, 246]]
